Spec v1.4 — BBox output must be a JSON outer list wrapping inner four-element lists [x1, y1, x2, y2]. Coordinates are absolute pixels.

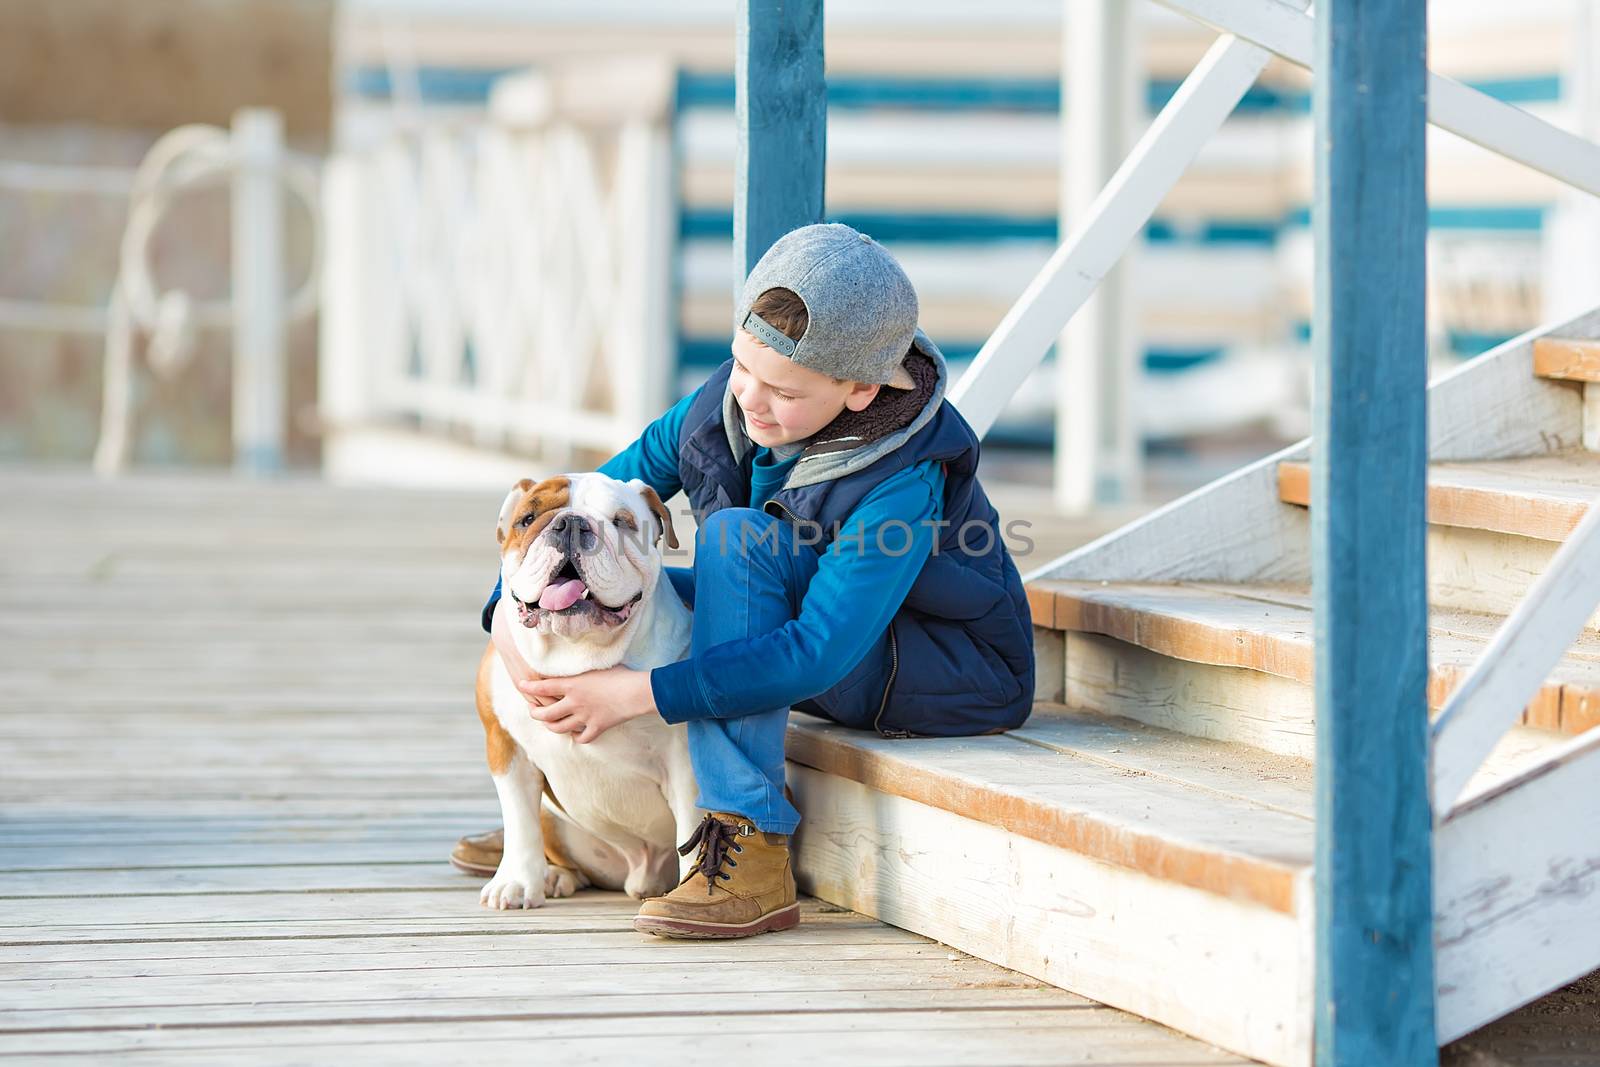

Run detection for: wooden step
[[1002, 323, 1600, 1056], [1532, 337, 1600, 383], [1277, 453, 1600, 625], [1277, 453, 1600, 542], [784, 705, 1315, 1066], [1028, 579, 1600, 750]]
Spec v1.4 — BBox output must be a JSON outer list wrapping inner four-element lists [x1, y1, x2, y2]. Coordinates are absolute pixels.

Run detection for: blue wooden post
[[1312, 0, 1435, 1063], [734, 0, 826, 293]]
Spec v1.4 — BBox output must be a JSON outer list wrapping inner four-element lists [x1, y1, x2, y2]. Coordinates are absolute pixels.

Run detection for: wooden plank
[[4, 942, 943, 980], [1279, 455, 1600, 542], [1275, 458, 1310, 513], [0, 958, 1039, 1013], [1036, 579, 1600, 729], [0, 928, 920, 966], [0, 841, 457, 871], [1585, 383, 1600, 453], [1038, 579, 1600, 736], [1062, 628, 1567, 796], [1435, 729, 1600, 1043], [1025, 582, 1057, 626], [1030, 625, 1064, 703], [0, 904, 890, 949], [784, 717, 1311, 913], [0, 890, 628, 930], [1038, 579, 1314, 677], [1311, 0, 1435, 1059], [1425, 526, 1597, 631], [1063, 629, 1318, 758], [0, 988, 1092, 1039], [1532, 338, 1600, 384], [1010, 702, 1314, 818], [0, 862, 475, 897], [0, 896, 875, 947], [733, 0, 825, 288], [0, 812, 486, 834], [0, 1009, 1246, 1065], [0, 465, 1294, 1062], [791, 766, 1312, 1067]]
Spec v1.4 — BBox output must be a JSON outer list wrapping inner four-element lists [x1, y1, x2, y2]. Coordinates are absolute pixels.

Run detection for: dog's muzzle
[[510, 556, 643, 628]]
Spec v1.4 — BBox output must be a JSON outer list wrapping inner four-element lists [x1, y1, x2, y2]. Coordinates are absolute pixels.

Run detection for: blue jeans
[[663, 508, 893, 834]]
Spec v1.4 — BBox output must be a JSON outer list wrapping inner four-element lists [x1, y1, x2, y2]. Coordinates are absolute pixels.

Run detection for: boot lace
[[677, 814, 747, 893]]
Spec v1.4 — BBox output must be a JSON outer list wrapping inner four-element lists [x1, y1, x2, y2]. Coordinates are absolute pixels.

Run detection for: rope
[[92, 122, 323, 475]]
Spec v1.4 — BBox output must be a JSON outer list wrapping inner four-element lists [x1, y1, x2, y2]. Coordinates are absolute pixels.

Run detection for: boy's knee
[[698, 507, 772, 544], [697, 508, 785, 568], [699, 506, 766, 535]]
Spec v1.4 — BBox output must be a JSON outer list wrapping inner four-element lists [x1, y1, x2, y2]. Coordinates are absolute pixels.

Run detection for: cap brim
[[884, 361, 917, 389]]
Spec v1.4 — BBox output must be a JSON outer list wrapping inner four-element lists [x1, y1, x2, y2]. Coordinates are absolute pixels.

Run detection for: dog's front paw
[[544, 865, 583, 899], [480, 866, 547, 910]]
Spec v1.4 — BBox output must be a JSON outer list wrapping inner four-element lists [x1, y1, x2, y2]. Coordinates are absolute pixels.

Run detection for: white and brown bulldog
[[474, 473, 699, 909]]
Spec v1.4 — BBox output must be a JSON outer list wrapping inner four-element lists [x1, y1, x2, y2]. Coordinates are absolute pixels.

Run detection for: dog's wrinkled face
[[496, 474, 679, 640]]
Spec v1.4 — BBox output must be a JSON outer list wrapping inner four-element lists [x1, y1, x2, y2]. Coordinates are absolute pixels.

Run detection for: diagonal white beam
[[949, 30, 1278, 438], [1156, 0, 1600, 198], [1430, 492, 1600, 814]]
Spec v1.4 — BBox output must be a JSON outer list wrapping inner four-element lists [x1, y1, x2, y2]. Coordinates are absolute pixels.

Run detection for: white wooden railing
[[949, 0, 1600, 819], [950, 0, 1600, 440], [0, 109, 319, 475], [318, 59, 677, 471]]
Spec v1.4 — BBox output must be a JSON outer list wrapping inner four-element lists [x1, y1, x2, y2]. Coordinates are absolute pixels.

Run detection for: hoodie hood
[[720, 329, 949, 492]]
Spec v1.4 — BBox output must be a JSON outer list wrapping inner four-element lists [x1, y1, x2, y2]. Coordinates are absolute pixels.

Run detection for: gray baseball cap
[[734, 222, 918, 390]]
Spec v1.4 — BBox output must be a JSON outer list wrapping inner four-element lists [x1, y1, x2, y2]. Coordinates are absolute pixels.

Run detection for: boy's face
[[729, 328, 883, 448]]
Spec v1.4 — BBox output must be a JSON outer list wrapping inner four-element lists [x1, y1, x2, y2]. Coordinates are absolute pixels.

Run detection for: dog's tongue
[[538, 577, 587, 611]]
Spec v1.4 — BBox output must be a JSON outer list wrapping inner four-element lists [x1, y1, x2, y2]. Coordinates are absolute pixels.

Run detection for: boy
[[465, 222, 1035, 938]]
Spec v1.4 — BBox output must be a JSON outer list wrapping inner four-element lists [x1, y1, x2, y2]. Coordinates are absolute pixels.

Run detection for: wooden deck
[[0, 466, 1246, 1064]]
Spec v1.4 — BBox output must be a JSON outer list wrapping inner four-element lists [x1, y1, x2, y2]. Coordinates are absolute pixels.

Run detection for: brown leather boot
[[632, 812, 799, 938], [449, 827, 503, 877]]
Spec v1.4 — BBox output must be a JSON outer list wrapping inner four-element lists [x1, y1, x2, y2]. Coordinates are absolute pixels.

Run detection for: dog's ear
[[496, 479, 535, 545], [632, 481, 678, 550]]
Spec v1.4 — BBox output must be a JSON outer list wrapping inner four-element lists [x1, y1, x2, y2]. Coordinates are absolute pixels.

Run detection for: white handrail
[[1144, 0, 1600, 816], [955, 0, 1600, 445], [1430, 492, 1600, 814], [948, 28, 1286, 437], [941, 0, 1600, 819], [1155, 0, 1600, 198]]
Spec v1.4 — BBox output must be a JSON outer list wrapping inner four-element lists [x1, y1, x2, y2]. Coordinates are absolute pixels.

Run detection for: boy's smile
[[730, 328, 883, 447]]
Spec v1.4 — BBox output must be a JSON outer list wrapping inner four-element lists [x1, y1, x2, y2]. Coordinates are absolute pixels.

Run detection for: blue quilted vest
[[676, 358, 1035, 737]]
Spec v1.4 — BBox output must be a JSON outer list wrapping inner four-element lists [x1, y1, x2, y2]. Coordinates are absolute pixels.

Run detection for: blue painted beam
[[682, 209, 1285, 245], [734, 0, 826, 291], [679, 336, 1224, 372], [1312, 1, 1436, 1063], [346, 66, 1562, 112]]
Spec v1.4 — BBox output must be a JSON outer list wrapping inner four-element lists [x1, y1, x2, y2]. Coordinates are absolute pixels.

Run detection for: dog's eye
[[518, 513, 535, 528]]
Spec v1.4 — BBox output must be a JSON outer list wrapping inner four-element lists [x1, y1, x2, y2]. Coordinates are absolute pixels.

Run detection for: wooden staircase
[[784, 317, 1600, 1066]]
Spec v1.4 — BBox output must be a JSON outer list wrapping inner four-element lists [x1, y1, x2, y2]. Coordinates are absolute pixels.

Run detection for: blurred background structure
[[7, 4, 1600, 1063], [4, 0, 1598, 513]]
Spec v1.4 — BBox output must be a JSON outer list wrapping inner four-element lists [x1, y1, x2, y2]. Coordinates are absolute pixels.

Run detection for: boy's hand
[[519, 666, 657, 745], [490, 597, 555, 710]]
